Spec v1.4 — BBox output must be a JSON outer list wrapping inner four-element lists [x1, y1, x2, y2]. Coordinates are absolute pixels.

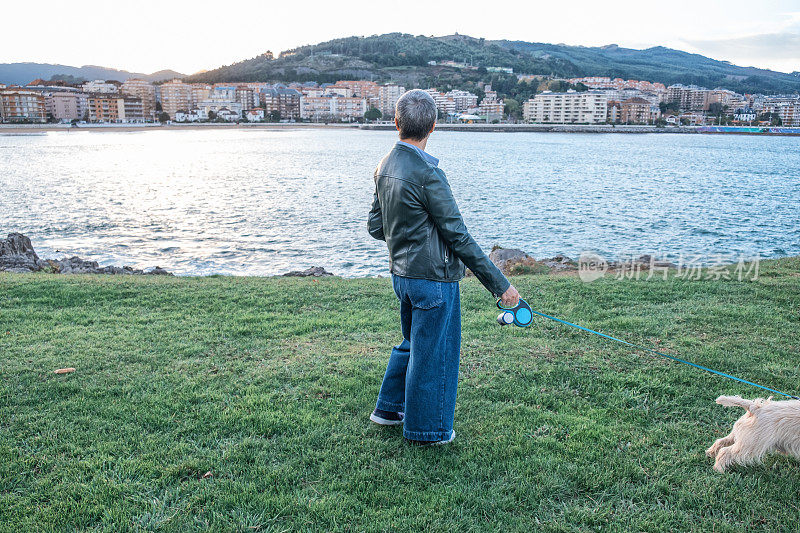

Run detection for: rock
[[55, 256, 102, 274], [146, 266, 173, 276], [0, 233, 43, 272], [283, 266, 334, 277], [43, 259, 62, 273], [0, 233, 174, 275], [541, 254, 577, 271], [489, 247, 530, 271]]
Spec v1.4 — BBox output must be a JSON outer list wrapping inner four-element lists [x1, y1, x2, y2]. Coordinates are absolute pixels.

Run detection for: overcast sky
[[4, 0, 799, 75]]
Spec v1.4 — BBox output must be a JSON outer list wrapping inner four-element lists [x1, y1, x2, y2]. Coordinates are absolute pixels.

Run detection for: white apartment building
[[299, 95, 367, 121], [426, 89, 455, 116], [756, 95, 800, 125], [446, 90, 478, 112], [195, 87, 243, 118], [81, 80, 119, 93], [775, 102, 800, 126], [378, 84, 405, 118], [523, 91, 608, 124]]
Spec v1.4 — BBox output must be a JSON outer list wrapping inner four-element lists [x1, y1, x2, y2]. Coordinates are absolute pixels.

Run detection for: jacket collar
[[396, 141, 439, 167]]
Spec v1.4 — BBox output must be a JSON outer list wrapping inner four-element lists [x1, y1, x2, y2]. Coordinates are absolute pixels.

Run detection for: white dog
[[706, 395, 800, 472]]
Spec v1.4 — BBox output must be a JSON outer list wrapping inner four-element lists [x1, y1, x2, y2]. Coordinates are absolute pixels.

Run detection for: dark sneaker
[[407, 430, 456, 446], [370, 408, 404, 426]]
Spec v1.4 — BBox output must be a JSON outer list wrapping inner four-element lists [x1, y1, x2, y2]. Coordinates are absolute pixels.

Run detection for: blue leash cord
[[530, 309, 800, 400]]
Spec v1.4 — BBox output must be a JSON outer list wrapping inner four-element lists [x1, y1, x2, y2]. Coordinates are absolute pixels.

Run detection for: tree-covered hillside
[[186, 33, 800, 96], [495, 40, 800, 94]]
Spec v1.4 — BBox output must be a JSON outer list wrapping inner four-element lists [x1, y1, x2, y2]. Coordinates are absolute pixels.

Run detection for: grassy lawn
[[2, 258, 799, 532]]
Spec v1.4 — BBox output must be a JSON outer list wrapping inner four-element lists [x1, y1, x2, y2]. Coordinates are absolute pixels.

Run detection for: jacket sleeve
[[422, 167, 510, 297], [367, 185, 385, 241]]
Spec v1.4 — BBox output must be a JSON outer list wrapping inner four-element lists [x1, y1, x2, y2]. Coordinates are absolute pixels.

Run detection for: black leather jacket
[[368, 143, 510, 298]]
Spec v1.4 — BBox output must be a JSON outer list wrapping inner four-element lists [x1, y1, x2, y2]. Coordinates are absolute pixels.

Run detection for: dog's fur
[[706, 395, 800, 472]]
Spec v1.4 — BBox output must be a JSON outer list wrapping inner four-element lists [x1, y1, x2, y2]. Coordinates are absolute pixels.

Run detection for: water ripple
[[2, 128, 799, 275]]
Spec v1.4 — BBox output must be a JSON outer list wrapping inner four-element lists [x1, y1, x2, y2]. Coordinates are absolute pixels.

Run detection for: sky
[[3, 0, 800, 75]]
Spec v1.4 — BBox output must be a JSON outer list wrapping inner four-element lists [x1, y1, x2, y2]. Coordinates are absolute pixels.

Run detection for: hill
[[186, 33, 800, 96], [494, 40, 800, 94], [0, 63, 185, 85]]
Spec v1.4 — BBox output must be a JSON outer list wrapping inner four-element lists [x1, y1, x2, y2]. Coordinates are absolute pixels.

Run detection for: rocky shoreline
[[2, 232, 678, 279], [0, 233, 174, 276], [0, 233, 338, 277], [485, 246, 675, 277]]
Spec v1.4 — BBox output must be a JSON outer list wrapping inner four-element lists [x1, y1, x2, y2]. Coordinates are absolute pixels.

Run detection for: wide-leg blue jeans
[[375, 274, 461, 441]]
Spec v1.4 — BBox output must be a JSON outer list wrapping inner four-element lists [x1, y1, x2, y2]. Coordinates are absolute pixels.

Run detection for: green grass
[[2, 258, 800, 532]]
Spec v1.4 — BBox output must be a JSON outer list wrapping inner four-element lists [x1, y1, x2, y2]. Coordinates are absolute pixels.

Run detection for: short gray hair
[[395, 89, 437, 140]]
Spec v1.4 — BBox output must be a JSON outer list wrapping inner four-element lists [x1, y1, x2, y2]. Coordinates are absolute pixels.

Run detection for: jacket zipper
[[444, 248, 449, 278]]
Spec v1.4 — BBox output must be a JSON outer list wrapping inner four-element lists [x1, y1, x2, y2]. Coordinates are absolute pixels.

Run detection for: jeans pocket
[[407, 278, 444, 309]]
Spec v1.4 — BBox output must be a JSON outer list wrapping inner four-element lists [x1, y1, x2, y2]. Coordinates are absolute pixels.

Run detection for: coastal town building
[[761, 96, 800, 126], [378, 84, 405, 118], [774, 102, 800, 126], [81, 80, 120, 94], [447, 90, 479, 112], [299, 94, 367, 121], [677, 112, 706, 125], [620, 97, 660, 124], [426, 89, 455, 116], [87, 95, 144, 123], [235, 86, 259, 111], [0, 88, 47, 123], [667, 84, 710, 111], [215, 108, 240, 121], [174, 109, 201, 122], [160, 79, 192, 119], [189, 84, 212, 108], [607, 100, 621, 122], [47, 91, 89, 121], [478, 85, 504, 120], [120, 79, 156, 120], [260, 87, 301, 120], [245, 108, 265, 122], [707, 89, 747, 111], [195, 87, 244, 118], [523, 90, 608, 124], [335, 80, 380, 102]]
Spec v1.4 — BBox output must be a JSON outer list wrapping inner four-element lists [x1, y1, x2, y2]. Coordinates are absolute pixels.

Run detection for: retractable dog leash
[[496, 298, 799, 400]]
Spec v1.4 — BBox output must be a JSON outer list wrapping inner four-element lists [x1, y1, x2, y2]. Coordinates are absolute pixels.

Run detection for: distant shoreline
[[0, 123, 359, 134], [2, 122, 799, 135]]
